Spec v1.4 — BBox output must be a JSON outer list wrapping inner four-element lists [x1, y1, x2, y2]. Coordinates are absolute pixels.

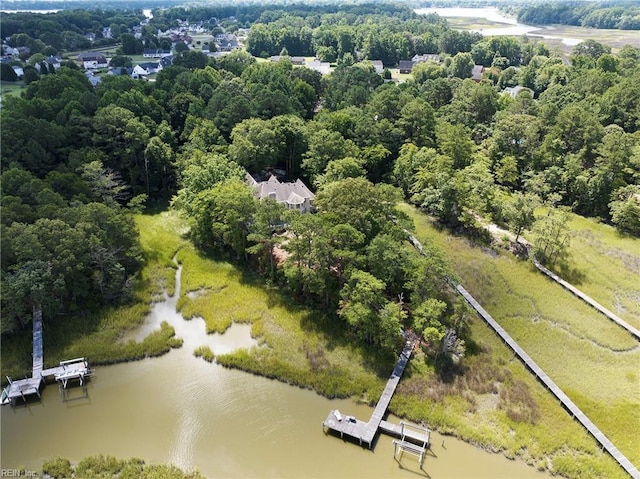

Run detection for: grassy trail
[[401, 203, 640, 471]]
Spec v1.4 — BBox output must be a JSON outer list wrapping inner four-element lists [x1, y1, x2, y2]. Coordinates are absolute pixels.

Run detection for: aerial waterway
[[1, 265, 550, 478]]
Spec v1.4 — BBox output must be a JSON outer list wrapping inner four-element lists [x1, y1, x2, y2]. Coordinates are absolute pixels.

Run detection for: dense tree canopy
[[2, 3, 638, 354]]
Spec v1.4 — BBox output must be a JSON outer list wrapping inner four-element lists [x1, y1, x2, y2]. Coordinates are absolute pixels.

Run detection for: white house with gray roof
[[247, 173, 315, 213]]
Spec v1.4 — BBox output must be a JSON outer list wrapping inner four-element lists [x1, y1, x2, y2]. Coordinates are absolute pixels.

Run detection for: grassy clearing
[[0, 82, 25, 98], [400, 203, 639, 473]]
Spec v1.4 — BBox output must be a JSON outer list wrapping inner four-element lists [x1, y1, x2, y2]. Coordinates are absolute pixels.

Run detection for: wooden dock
[[323, 340, 430, 450], [456, 284, 640, 479], [3, 307, 92, 406], [533, 260, 640, 341]]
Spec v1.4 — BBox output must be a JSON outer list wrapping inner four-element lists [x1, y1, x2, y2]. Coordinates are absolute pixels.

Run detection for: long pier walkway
[[533, 260, 640, 341], [456, 284, 640, 479], [323, 340, 429, 449]]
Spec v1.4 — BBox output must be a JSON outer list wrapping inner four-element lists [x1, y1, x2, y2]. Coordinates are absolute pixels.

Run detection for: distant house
[[269, 55, 305, 65], [143, 49, 172, 58], [305, 59, 331, 75], [12, 66, 24, 78], [398, 60, 414, 74], [471, 65, 484, 82], [77, 52, 108, 70], [107, 67, 134, 77], [136, 61, 161, 74], [215, 33, 239, 52], [412, 54, 440, 64], [247, 173, 315, 213], [45, 55, 63, 70], [85, 71, 102, 87], [503, 85, 534, 99], [371, 60, 384, 74], [159, 55, 173, 67]]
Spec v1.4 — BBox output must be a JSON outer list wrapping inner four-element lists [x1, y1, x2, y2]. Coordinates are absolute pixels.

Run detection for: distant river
[[415, 7, 582, 46]]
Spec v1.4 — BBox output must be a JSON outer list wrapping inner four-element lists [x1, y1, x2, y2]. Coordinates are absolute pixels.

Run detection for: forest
[[517, 1, 640, 30], [1, 3, 639, 362]]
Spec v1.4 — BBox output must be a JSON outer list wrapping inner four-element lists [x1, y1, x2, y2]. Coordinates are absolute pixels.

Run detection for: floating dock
[[323, 339, 430, 454], [3, 307, 92, 406]]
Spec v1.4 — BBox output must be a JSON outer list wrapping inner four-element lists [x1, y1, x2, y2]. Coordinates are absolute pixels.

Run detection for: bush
[[194, 345, 215, 362], [42, 457, 72, 478]]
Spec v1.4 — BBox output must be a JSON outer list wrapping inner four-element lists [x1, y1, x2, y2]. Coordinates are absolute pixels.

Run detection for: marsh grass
[[194, 345, 215, 362], [0, 211, 187, 380], [545, 215, 640, 329], [400, 203, 638, 474]]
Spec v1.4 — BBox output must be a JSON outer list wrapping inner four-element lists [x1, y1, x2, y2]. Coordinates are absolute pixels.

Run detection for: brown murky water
[[1, 267, 551, 478]]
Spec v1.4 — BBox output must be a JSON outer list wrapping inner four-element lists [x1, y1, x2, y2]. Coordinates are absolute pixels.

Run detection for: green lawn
[[401, 203, 640, 473], [0, 82, 25, 98]]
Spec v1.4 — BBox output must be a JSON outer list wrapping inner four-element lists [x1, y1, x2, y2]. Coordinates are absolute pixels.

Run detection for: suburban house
[[143, 49, 172, 58], [136, 62, 161, 74], [305, 59, 331, 75], [503, 85, 534, 98], [398, 60, 414, 74], [412, 54, 441, 64], [371, 60, 384, 74], [45, 55, 63, 70], [270, 55, 305, 65], [214, 33, 239, 52], [471, 64, 485, 81], [77, 52, 108, 70], [85, 71, 102, 87], [246, 173, 315, 213], [159, 55, 174, 67]]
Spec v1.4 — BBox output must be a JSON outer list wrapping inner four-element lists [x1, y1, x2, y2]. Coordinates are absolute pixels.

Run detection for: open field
[[401, 203, 640, 471], [0, 81, 25, 98]]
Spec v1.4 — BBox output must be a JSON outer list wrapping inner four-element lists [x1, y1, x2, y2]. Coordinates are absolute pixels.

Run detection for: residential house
[[412, 54, 440, 64], [143, 49, 172, 58], [3, 45, 19, 56], [107, 67, 134, 77], [398, 60, 414, 74], [77, 52, 108, 70], [11, 66, 24, 78], [84, 32, 96, 43], [371, 60, 384, 74], [305, 59, 331, 75], [215, 33, 239, 52], [85, 71, 102, 87], [471, 65, 484, 82], [159, 55, 173, 67], [503, 85, 534, 99], [269, 55, 305, 65], [136, 61, 161, 74], [45, 55, 63, 70], [247, 173, 315, 213]]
